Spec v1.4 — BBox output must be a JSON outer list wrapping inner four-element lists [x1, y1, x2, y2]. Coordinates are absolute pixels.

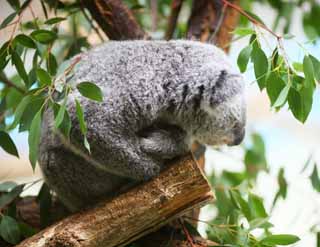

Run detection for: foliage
[[0, 0, 319, 246]]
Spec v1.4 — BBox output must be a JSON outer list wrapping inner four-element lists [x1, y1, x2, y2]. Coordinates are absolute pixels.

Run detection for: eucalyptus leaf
[[248, 193, 268, 219], [31, 29, 57, 44], [237, 45, 252, 73], [0, 184, 24, 209], [11, 51, 29, 86], [233, 27, 255, 36], [310, 55, 320, 82], [288, 85, 313, 123], [47, 52, 58, 76], [75, 99, 87, 135], [0, 216, 21, 245], [266, 72, 286, 106], [260, 234, 300, 245], [54, 99, 67, 129], [36, 68, 51, 86], [14, 34, 36, 49], [0, 181, 17, 192], [273, 84, 290, 108], [0, 12, 17, 30], [303, 55, 315, 88], [0, 131, 19, 157], [251, 46, 269, 90], [45, 17, 66, 25], [28, 109, 42, 170], [310, 164, 320, 192], [76, 82, 103, 102]]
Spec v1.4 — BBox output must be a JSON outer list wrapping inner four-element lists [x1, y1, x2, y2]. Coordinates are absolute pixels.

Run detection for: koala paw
[[140, 125, 189, 160]]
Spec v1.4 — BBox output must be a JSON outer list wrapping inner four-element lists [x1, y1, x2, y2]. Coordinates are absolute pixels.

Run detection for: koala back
[[39, 40, 246, 212]]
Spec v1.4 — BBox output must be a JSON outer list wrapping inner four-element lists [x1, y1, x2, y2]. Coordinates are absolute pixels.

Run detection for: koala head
[[189, 47, 246, 147]]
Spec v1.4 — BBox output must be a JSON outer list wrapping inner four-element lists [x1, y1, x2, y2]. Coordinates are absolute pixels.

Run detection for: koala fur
[[39, 40, 246, 212]]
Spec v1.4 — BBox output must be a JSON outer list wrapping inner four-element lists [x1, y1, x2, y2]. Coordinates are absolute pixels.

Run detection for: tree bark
[[17, 154, 213, 247], [82, 0, 149, 40], [187, 0, 240, 52]]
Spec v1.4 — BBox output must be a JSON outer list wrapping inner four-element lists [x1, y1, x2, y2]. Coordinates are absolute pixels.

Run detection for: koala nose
[[229, 123, 245, 146]]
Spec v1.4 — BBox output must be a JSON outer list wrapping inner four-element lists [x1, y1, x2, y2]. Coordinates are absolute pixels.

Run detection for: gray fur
[[39, 40, 246, 212]]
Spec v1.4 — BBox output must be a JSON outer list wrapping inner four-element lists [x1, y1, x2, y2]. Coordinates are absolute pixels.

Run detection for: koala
[[39, 40, 246, 212]]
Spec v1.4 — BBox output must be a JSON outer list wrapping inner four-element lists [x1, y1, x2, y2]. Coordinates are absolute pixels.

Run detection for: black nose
[[229, 124, 245, 146]]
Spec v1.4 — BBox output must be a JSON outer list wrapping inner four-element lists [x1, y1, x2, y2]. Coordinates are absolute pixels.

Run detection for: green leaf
[[0, 12, 17, 30], [36, 68, 51, 86], [237, 45, 252, 73], [47, 53, 57, 76], [230, 191, 252, 221], [44, 17, 66, 25], [75, 99, 87, 135], [303, 55, 315, 88], [14, 34, 36, 49], [309, 55, 320, 82], [293, 62, 303, 72], [53, 104, 71, 139], [278, 168, 287, 198], [260, 234, 300, 245], [251, 46, 269, 90], [28, 109, 42, 170], [11, 51, 29, 86], [9, 95, 32, 130], [19, 96, 44, 132], [31, 29, 57, 44], [54, 99, 67, 129], [283, 33, 295, 39], [6, 87, 23, 109], [18, 222, 37, 238], [273, 84, 290, 108], [249, 218, 273, 230], [244, 11, 266, 26], [0, 131, 19, 157], [0, 216, 21, 244], [266, 72, 286, 106], [248, 193, 268, 218], [271, 48, 279, 70], [7, 0, 20, 10], [233, 27, 255, 36], [37, 183, 52, 227], [84, 136, 91, 153], [288, 85, 313, 123], [76, 82, 103, 102], [310, 164, 320, 192], [0, 181, 17, 192], [0, 184, 24, 209]]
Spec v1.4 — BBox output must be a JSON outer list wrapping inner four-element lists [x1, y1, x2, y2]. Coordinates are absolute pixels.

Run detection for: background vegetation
[[0, 0, 319, 246]]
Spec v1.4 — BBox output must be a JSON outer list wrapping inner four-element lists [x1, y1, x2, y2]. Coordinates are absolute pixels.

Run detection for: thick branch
[[187, 0, 240, 52], [17, 154, 213, 247], [82, 0, 149, 40]]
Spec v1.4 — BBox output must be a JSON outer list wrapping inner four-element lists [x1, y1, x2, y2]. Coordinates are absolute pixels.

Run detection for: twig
[[0, 73, 25, 94], [208, 2, 227, 42], [165, 0, 184, 40], [221, 0, 281, 39], [179, 218, 197, 247], [79, 0, 105, 42], [150, 0, 158, 32]]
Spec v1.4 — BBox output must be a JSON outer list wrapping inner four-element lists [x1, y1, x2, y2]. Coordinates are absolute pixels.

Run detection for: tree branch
[[187, 0, 240, 52], [165, 0, 184, 40], [82, 0, 149, 40], [0, 72, 25, 94], [17, 154, 213, 247]]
